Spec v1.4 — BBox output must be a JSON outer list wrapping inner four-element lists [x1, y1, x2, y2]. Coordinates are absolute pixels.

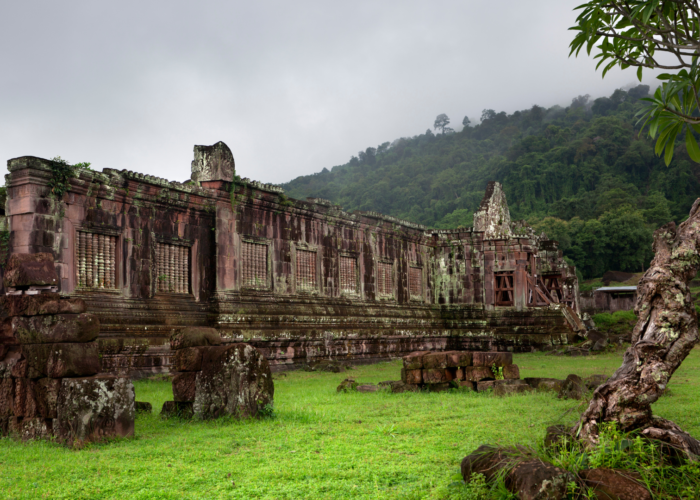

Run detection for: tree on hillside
[[462, 116, 471, 127], [570, 0, 700, 165], [434, 114, 451, 134], [570, 0, 700, 454]]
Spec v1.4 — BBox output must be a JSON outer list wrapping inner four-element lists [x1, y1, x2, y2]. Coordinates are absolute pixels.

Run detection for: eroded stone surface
[[12, 313, 99, 344], [0, 294, 86, 318], [193, 343, 273, 419], [172, 371, 197, 402], [56, 376, 135, 443], [191, 141, 235, 183], [3, 252, 58, 288]]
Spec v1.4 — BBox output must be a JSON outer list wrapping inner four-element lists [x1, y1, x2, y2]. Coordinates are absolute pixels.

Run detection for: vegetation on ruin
[[281, 86, 700, 279], [47, 157, 92, 200], [1, 349, 699, 499]]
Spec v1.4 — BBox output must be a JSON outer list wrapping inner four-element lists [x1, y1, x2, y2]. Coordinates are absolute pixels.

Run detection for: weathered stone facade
[[2, 144, 581, 376]]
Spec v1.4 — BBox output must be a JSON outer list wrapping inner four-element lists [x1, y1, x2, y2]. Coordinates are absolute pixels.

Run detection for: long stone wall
[[3, 144, 582, 376]]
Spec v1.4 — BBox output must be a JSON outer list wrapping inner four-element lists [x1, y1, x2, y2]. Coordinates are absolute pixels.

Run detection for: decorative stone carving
[[190, 141, 235, 183]]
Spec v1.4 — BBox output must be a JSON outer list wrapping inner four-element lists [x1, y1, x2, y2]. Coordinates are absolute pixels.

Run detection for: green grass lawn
[[2, 348, 699, 500]]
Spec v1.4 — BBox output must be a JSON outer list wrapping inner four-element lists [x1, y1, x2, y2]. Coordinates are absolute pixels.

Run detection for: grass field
[[2, 348, 699, 500]]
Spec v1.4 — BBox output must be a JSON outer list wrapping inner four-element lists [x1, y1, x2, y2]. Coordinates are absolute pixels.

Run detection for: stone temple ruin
[[0, 142, 583, 379]]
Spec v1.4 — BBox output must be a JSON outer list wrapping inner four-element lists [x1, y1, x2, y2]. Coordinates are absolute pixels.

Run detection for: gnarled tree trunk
[[575, 199, 700, 456]]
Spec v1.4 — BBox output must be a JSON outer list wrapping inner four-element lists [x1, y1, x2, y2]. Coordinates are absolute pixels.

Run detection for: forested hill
[[280, 85, 700, 279]]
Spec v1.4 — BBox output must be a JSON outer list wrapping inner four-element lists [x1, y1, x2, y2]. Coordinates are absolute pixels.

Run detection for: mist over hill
[[281, 86, 700, 279]]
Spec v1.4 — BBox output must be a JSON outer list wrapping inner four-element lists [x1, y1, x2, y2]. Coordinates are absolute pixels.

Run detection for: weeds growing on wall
[[47, 157, 75, 200]]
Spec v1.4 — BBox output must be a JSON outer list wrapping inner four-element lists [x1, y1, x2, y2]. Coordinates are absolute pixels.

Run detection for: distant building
[[581, 286, 637, 314]]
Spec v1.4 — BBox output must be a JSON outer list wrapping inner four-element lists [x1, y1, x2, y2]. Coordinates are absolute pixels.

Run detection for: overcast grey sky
[[0, 1, 658, 184]]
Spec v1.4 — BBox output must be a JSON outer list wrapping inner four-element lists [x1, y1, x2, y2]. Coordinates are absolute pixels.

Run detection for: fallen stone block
[[524, 378, 564, 392], [422, 368, 447, 384], [0, 294, 86, 318], [170, 327, 222, 350], [463, 366, 494, 382], [402, 351, 424, 370], [503, 364, 519, 379], [462, 445, 573, 499], [135, 401, 152, 413], [193, 343, 274, 419], [389, 381, 420, 393], [56, 376, 135, 443], [172, 371, 197, 402], [401, 368, 422, 385], [579, 468, 651, 500], [558, 374, 584, 400], [423, 353, 447, 369], [357, 384, 378, 393], [12, 313, 99, 344], [160, 401, 194, 419], [505, 459, 574, 500], [172, 347, 205, 372], [336, 378, 358, 393], [472, 352, 513, 367], [445, 351, 472, 367], [461, 444, 532, 482], [493, 381, 533, 396], [3, 252, 58, 289]]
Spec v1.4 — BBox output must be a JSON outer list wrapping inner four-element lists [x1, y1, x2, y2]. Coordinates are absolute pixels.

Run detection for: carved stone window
[[77, 231, 117, 289], [296, 249, 316, 291], [409, 266, 422, 298], [241, 241, 268, 288], [156, 243, 190, 294], [339, 256, 357, 294], [494, 271, 514, 306], [377, 261, 393, 297]]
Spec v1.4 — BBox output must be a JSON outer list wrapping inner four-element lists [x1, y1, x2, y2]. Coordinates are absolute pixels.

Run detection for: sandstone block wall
[[3, 146, 582, 376], [0, 253, 134, 442]]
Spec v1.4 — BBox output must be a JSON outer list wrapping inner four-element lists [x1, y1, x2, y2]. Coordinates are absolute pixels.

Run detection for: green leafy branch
[[569, 0, 700, 164]]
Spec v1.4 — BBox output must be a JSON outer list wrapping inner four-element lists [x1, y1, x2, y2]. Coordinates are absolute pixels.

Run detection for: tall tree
[[575, 203, 700, 455], [570, 0, 700, 165], [570, 0, 700, 452], [434, 114, 451, 134]]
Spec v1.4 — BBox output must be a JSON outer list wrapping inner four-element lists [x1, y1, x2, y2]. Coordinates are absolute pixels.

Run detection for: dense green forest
[[281, 86, 700, 279]]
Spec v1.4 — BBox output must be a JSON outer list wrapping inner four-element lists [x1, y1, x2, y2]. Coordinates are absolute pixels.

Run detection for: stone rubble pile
[[401, 350, 533, 395], [0, 253, 134, 443], [163, 327, 274, 419]]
